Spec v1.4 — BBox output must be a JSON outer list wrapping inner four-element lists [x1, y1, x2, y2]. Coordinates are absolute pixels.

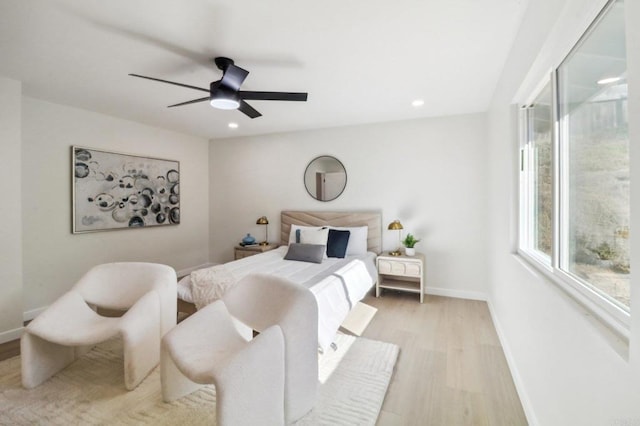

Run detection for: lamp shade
[[256, 216, 269, 225], [387, 220, 403, 230]]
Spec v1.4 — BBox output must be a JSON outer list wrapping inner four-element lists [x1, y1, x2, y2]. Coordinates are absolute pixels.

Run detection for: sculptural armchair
[[21, 262, 177, 390], [162, 300, 286, 425], [161, 273, 318, 425], [224, 273, 319, 423]]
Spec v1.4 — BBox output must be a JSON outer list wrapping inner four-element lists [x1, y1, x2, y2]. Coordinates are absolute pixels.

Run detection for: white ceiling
[[0, 0, 528, 139]]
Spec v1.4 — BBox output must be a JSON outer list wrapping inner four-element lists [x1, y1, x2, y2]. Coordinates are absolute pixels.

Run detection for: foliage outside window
[[519, 0, 629, 321]]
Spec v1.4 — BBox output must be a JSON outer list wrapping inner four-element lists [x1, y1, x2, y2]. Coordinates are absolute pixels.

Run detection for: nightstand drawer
[[235, 250, 256, 260], [234, 244, 278, 260], [378, 260, 422, 277]]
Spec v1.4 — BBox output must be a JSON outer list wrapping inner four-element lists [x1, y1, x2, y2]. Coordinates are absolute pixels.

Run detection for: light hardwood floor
[[361, 291, 528, 426], [0, 338, 19, 361], [0, 292, 527, 425]]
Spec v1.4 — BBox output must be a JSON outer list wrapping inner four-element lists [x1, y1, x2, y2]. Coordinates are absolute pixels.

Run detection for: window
[[521, 82, 553, 263], [519, 0, 629, 326]]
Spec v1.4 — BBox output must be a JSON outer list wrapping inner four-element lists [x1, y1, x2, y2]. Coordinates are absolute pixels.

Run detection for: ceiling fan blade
[[219, 64, 249, 91], [167, 96, 210, 108], [239, 91, 308, 102], [129, 74, 209, 93], [238, 100, 262, 119]]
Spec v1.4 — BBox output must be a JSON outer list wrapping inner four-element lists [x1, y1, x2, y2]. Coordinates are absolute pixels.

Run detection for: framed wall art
[[72, 146, 180, 233]]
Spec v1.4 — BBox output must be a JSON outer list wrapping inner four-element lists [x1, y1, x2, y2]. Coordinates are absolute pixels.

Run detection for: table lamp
[[387, 220, 403, 256], [256, 216, 269, 245]]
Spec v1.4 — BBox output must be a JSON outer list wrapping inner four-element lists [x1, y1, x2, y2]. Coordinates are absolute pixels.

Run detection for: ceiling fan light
[[210, 97, 240, 110], [210, 88, 240, 110]]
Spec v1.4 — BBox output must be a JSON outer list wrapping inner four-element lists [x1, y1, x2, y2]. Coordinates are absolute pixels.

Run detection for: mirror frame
[[303, 155, 347, 202]]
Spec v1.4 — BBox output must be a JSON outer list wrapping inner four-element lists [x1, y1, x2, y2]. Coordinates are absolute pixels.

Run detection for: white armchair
[[21, 262, 177, 390], [224, 273, 318, 423], [161, 273, 318, 425], [162, 301, 286, 426]]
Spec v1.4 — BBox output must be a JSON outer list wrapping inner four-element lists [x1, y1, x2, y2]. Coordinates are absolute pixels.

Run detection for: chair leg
[[21, 332, 78, 389], [122, 325, 160, 390], [121, 292, 162, 390], [216, 326, 286, 426], [161, 345, 203, 402]]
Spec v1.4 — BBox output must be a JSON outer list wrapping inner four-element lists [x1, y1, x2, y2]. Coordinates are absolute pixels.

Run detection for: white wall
[[209, 114, 488, 299], [0, 77, 23, 342], [487, 0, 640, 424], [20, 97, 211, 315]]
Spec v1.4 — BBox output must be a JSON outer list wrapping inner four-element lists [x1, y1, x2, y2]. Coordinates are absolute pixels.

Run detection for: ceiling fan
[[129, 57, 308, 119]]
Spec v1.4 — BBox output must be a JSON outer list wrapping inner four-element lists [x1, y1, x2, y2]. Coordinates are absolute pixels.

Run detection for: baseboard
[[23, 306, 47, 322], [176, 262, 216, 279], [424, 286, 487, 301], [486, 298, 538, 426], [0, 326, 23, 344]]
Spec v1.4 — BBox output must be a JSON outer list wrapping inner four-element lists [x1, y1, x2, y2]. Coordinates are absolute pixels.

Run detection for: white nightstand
[[376, 253, 425, 303], [234, 244, 278, 260]]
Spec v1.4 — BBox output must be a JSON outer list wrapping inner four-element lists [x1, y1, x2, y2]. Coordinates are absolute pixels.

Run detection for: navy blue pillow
[[326, 229, 350, 258]]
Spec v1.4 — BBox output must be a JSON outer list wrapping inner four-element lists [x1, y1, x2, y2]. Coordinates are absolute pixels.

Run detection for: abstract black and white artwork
[[72, 146, 180, 233]]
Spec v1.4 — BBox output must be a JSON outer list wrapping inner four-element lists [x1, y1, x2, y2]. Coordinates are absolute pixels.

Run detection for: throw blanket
[[190, 264, 237, 310]]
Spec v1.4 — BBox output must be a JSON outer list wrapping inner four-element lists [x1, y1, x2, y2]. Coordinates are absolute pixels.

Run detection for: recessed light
[[597, 77, 621, 85], [228, 122, 239, 129], [412, 99, 425, 107]]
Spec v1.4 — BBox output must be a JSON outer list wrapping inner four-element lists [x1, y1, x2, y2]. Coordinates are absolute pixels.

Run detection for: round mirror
[[304, 155, 347, 202]]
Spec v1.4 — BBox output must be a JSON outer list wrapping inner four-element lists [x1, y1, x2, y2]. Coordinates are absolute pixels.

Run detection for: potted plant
[[402, 233, 420, 256]]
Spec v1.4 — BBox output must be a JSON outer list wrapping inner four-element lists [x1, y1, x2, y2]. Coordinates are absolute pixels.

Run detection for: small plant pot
[[405, 247, 416, 256]]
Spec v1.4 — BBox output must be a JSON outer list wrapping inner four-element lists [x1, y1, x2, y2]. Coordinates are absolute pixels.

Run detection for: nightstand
[[376, 253, 425, 303], [234, 244, 278, 260]]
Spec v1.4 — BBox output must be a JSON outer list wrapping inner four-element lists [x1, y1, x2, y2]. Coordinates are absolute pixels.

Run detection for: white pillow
[[298, 227, 330, 259], [288, 225, 324, 245], [299, 227, 329, 245], [288, 224, 368, 255], [329, 226, 368, 255]]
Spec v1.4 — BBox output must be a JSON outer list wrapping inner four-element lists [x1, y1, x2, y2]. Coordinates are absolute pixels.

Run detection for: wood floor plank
[[478, 344, 529, 426], [0, 338, 19, 361], [363, 291, 527, 426]]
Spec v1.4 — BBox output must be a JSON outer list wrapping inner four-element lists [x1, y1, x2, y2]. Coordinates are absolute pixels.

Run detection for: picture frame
[[72, 146, 180, 233]]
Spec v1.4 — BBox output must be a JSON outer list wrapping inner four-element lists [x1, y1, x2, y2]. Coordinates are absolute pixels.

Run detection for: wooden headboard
[[280, 211, 382, 254]]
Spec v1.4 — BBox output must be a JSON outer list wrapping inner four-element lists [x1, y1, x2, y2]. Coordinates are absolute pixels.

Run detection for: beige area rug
[[0, 334, 398, 425]]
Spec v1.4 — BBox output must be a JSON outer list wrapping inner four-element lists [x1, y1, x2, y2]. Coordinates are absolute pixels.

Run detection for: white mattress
[[178, 246, 377, 350]]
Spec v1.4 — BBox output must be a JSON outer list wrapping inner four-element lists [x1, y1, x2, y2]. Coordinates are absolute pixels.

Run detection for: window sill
[[514, 250, 630, 360]]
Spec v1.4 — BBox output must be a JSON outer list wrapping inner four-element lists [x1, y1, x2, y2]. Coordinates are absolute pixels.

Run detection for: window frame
[[517, 0, 630, 338], [519, 78, 554, 269]]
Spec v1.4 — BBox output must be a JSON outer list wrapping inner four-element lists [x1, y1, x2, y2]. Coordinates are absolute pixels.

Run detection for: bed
[[177, 211, 382, 351]]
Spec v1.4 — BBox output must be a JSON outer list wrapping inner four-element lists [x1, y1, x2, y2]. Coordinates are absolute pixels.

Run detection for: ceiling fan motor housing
[[214, 57, 234, 71]]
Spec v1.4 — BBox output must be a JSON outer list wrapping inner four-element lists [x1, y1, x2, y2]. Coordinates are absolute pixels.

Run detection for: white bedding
[[178, 246, 377, 350]]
